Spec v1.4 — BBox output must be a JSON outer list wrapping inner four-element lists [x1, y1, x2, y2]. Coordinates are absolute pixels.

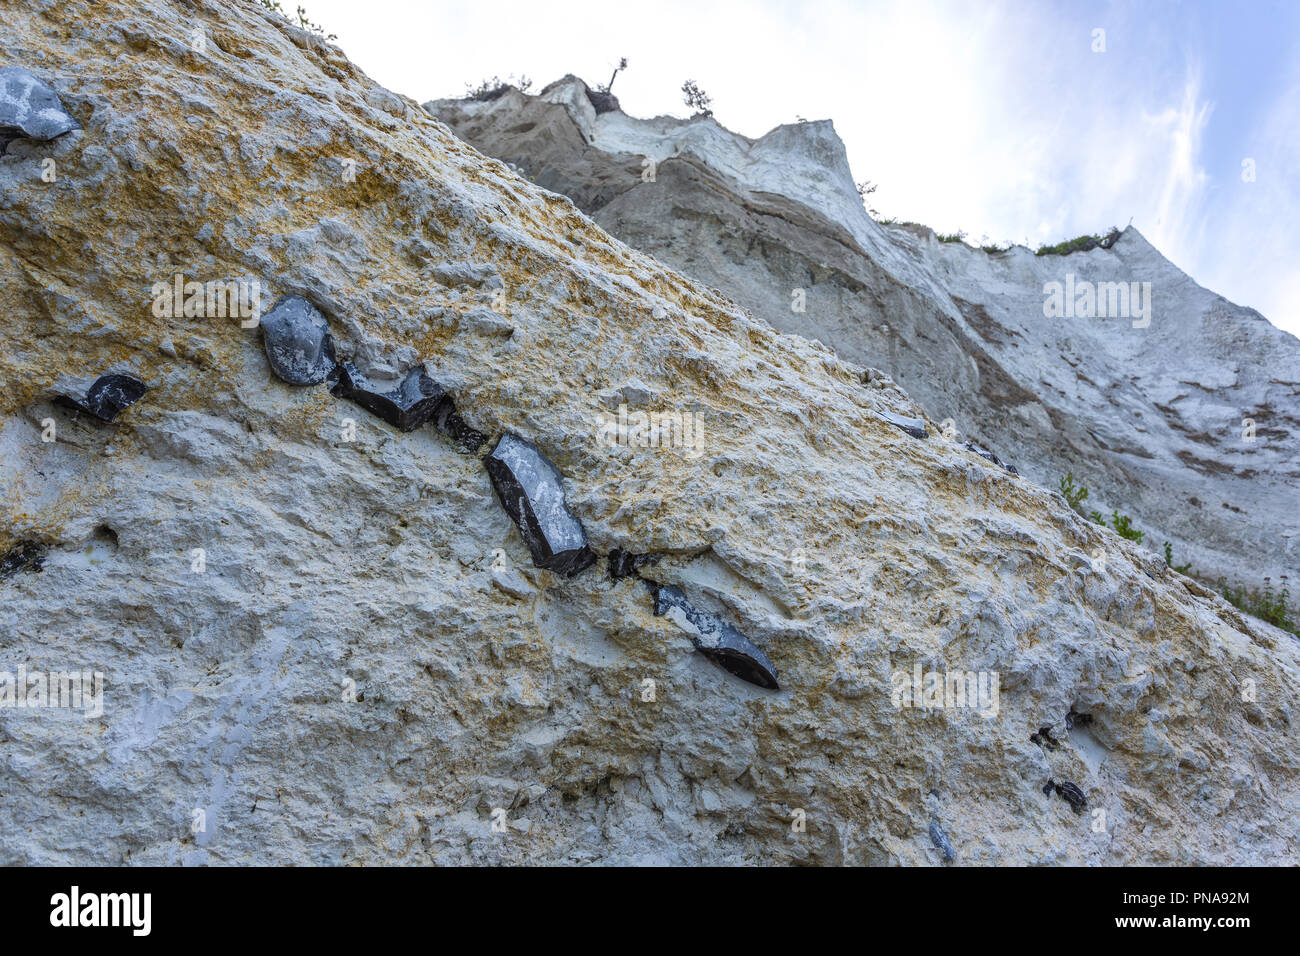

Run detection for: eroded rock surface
[[0, 1, 1297, 866]]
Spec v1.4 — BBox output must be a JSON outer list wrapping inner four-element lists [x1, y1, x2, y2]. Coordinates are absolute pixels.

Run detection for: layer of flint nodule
[[962, 440, 1019, 475], [58, 373, 148, 423], [484, 433, 596, 577], [259, 295, 337, 386], [331, 362, 448, 432], [649, 582, 780, 690], [880, 410, 928, 439], [0, 66, 79, 152]]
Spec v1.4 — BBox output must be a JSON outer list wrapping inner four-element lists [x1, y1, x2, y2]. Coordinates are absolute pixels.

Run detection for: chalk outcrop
[[428, 77, 1300, 590], [0, 2, 1297, 866]]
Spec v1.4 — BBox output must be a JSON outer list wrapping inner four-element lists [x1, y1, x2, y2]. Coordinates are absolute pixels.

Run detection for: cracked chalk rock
[[484, 433, 596, 577], [0, 66, 79, 153], [880, 410, 927, 439], [59, 373, 148, 423], [650, 583, 780, 690], [331, 362, 448, 432], [259, 295, 337, 386]]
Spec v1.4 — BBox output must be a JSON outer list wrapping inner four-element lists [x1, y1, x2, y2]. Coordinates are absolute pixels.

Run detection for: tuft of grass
[[1219, 577, 1295, 635], [465, 74, 533, 101], [936, 231, 967, 244], [1059, 473, 1089, 512], [1163, 541, 1191, 574], [1036, 226, 1121, 256], [1110, 510, 1144, 543], [1058, 477, 1293, 634], [259, 1, 336, 40]]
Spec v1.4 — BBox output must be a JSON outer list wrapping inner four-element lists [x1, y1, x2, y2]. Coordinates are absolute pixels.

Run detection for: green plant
[[981, 242, 1010, 254], [599, 57, 628, 93], [1035, 226, 1121, 256], [1163, 541, 1192, 574], [259, 1, 336, 40], [936, 231, 966, 244], [1059, 473, 1089, 512], [1218, 576, 1295, 635], [856, 180, 880, 218], [681, 80, 713, 116], [1088, 509, 1107, 525], [465, 74, 533, 100], [1110, 510, 1144, 543]]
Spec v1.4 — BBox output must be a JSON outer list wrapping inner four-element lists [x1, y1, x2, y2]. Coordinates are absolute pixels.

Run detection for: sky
[[293, 0, 1300, 337]]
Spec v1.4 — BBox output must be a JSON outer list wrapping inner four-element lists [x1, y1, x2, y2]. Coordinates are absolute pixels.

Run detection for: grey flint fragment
[[929, 820, 956, 862], [59, 373, 148, 423], [331, 362, 448, 432], [0, 66, 79, 153], [881, 410, 927, 439], [650, 583, 780, 690], [484, 433, 596, 577], [259, 295, 337, 386], [962, 440, 1018, 476]]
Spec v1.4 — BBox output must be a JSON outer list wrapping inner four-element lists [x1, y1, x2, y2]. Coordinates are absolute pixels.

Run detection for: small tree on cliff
[[681, 80, 713, 117]]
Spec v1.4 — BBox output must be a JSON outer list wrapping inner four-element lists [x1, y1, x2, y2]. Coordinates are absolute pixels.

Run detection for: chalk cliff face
[[1, 1, 1298, 866], [428, 77, 1300, 591]]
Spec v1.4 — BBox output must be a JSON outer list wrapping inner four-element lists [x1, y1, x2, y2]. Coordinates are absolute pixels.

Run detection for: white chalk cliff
[[0, 3, 1297, 866], [430, 76, 1300, 591]]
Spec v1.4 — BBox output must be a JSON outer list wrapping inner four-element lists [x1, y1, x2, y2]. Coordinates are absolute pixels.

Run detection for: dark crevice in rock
[[608, 548, 659, 580], [0, 541, 48, 579], [432, 402, 489, 454], [331, 362, 448, 432], [1065, 709, 1093, 730], [58, 374, 148, 423], [880, 410, 927, 439], [1030, 726, 1060, 751], [644, 580, 780, 690], [260, 295, 337, 385], [484, 433, 596, 577], [0, 66, 80, 154]]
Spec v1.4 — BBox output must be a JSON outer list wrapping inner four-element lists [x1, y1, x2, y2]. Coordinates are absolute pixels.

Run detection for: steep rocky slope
[[429, 77, 1300, 591], [1, 1, 1298, 865]]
